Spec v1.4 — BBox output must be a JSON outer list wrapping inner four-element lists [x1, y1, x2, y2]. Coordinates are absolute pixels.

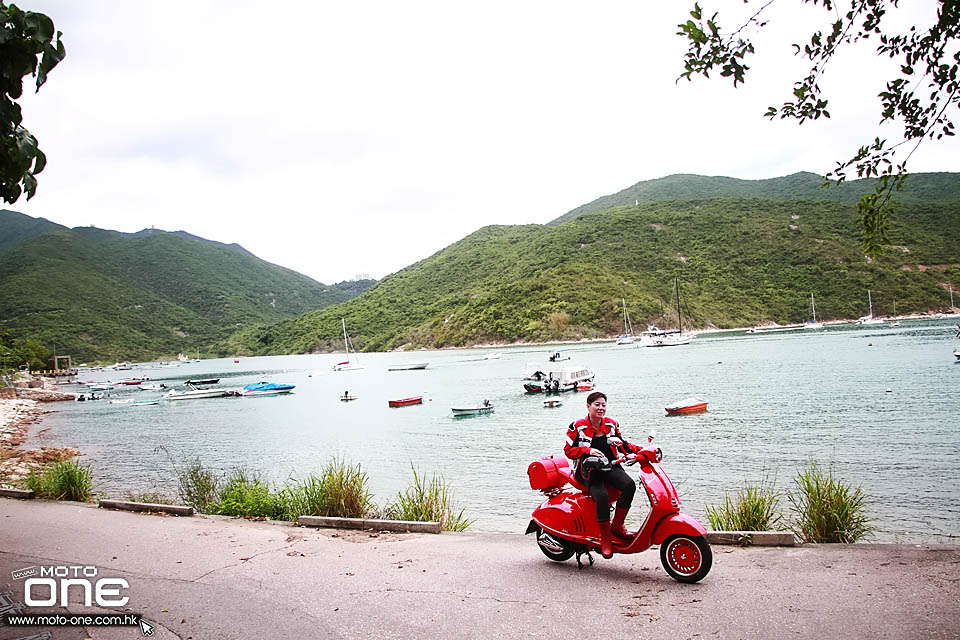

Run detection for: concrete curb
[[0, 487, 35, 499], [298, 515, 441, 534], [707, 530, 797, 546], [99, 499, 194, 517]]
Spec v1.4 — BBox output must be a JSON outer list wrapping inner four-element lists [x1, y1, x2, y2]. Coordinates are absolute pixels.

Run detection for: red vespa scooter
[[525, 431, 712, 583]]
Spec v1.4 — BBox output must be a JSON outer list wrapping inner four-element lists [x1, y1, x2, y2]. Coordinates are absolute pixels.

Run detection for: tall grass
[[385, 466, 473, 532], [175, 457, 221, 513], [25, 459, 93, 502], [166, 455, 470, 530], [706, 483, 783, 532], [788, 463, 874, 543]]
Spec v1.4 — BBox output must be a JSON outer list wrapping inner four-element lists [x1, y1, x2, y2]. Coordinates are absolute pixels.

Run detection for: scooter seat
[[558, 467, 622, 502]]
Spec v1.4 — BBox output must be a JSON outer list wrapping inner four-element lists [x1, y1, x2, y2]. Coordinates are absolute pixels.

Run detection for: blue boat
[[240, 382, 296, 396]]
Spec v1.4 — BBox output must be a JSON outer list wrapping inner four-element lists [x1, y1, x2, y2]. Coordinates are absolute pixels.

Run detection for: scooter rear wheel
[[534, 527, 576, 562], [660, 534, 712, 583]]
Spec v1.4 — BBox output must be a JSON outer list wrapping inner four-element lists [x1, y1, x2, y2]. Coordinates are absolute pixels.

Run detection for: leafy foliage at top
[[237, 195, 960, 355], [552, 172, 960, 225], [677, 1, 960, 255], [0, 213, 374, 365], [0, 2, 65, 203]]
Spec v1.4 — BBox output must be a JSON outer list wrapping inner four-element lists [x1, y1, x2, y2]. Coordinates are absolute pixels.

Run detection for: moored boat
[[539, 365, 595, 393], [388, 362, 429, 371], [523, 381, 544, 393], [543, 399, 562, 408], [186, 378, 220, 386], [451, 400, 494, 417], [240, 382, 295, 396], [163, 385, 230, 400], [389, 396, 423, 407], [664, 397, 708, 415]]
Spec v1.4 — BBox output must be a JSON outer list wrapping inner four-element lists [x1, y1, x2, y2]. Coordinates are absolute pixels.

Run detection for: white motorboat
[[484, 352, 502, 360], [954, 348, 960, 361], [388, 362, 429, 371], [540, 365, 595, 392], [163, 385, 230, 400]]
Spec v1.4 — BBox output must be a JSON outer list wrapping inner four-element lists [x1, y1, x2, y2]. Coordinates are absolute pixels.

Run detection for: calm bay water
[[29, 319, 960, 542]]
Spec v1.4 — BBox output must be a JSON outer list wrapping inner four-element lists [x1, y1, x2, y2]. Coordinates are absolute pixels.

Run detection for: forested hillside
[[237, 197, 960, 355], [552, 172, 960, 225], [0, 214, 374, 365]]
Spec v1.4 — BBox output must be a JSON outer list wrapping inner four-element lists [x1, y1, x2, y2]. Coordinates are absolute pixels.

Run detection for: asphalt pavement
[[1, 498, 958, 639]]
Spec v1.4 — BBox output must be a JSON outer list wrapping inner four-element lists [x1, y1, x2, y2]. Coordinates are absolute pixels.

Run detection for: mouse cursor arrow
[[138, 617, 155, 637]]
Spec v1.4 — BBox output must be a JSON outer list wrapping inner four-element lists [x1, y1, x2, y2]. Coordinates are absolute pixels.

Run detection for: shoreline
[[0, 397, 81, 488]]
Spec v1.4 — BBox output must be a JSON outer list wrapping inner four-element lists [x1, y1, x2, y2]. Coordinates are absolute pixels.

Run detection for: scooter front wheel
[[660, 534, 712, 583]]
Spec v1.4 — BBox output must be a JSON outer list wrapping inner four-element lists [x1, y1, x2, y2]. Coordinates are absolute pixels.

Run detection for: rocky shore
[[0, 397, 82, 488]]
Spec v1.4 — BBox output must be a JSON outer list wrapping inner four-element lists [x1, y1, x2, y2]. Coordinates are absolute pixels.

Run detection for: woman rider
[[564, 391, 641, 558]]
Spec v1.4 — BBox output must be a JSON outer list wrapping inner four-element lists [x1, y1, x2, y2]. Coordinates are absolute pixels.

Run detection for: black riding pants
[[577, 464, 636, 522]]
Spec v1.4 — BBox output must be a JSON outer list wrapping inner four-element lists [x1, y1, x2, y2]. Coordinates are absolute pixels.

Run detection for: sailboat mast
[[811, 292, 817, 323], [868, 289, 873, 316], [342, 318, 348, 353], [675, 277, 682, 332]]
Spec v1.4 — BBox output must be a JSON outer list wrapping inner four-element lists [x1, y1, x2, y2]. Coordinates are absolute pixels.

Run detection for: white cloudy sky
[[11, 1, 959, 283]]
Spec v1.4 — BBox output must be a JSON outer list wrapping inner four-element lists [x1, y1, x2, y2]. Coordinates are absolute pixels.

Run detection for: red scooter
[[526, 431, 712, 583]]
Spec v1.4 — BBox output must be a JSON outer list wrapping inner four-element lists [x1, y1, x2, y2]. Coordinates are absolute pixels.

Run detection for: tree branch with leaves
[[1, 1, 65, 204], [677, 0, 959, 255]]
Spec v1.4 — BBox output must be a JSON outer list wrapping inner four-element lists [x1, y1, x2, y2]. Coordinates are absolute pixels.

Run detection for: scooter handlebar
[[613, 447, 662, 466]]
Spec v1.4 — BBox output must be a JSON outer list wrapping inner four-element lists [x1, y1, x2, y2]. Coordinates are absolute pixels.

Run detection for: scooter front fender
[[652, 512, 708, 545]]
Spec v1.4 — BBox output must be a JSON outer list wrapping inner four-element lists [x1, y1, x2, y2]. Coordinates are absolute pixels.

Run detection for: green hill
[[239, 196, 960, 354], [551, 172, 960, 225], [0, 213, 375, 365], [0, 209, 67, 254]]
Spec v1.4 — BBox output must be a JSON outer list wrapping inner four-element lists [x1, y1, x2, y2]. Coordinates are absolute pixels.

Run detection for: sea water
[[30, 319, 960, 542]]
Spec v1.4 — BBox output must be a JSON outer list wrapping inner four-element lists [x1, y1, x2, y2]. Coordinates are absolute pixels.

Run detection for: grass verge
[[25, 459, 93, 501], [788, 463, 874, 543]]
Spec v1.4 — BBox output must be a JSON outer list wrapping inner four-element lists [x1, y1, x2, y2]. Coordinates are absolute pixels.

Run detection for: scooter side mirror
[[648, 430, 657, 443]]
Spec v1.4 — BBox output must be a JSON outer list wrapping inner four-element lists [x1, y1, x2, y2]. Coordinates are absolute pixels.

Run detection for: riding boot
[[598, 521, 614, 559], [611, 506, 631, 539]]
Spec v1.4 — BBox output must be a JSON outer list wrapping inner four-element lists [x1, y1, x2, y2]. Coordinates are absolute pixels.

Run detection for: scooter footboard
[[652, 512, 707, 545]]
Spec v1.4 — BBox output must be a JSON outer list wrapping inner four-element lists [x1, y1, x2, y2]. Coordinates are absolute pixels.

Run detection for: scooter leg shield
[[652, 512, 708, 545]]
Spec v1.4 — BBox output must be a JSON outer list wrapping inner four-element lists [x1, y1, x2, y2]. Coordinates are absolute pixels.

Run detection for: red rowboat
[[664, 397, 708, 415], [389, 396, 423, 407]]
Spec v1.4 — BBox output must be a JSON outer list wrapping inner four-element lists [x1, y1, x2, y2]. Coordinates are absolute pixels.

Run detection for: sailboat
[[647, 278, 693, 347], [856, 290, 884, 325], [616, 298, 635, 344], [332, 318, 366, 371], [804, 293, 824, 330]]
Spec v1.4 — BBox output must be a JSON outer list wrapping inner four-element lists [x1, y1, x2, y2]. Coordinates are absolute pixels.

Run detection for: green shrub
[[386, 466, 472, 531], [25, 459, 93, 502], [788, 463, 874, 543], [176, 457, 221, 513], [705, 482, 783, 531], [211, 469, 285, 519]]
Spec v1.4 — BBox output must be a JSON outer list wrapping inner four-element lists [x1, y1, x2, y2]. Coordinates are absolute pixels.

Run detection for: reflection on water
[[31, 319, 960, 542]]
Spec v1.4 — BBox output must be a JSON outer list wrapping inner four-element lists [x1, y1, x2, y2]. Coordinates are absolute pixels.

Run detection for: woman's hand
[[589, 449, 609, 464]]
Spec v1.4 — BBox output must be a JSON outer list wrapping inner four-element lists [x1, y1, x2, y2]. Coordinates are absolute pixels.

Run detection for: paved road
[[1, 498, 958, 639]]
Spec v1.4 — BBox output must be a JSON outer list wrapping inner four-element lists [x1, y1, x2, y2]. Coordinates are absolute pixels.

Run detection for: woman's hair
[[586, 391, 607, 405]]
